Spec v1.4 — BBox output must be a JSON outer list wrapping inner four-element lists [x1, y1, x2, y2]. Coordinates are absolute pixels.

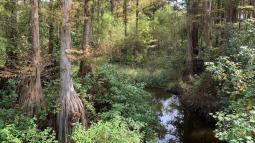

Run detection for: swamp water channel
[[148, 88, 222, 143]]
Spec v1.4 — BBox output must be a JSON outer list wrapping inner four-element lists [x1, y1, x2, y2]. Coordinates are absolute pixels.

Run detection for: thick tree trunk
[[186, 0, 200, 74], [5, 0, 18, 68], [186, 23, 199, 74], [225, 0, 238, 23], [58, 0, 88, 142], [19, 0, 43, 115], [79, 0, 92, 77]]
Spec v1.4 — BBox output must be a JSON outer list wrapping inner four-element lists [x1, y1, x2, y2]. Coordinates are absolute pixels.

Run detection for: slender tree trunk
[[19, 0, 43, 115], [186, 0, 193, 74], [215, 0, 221, 47], [91, 0, 95, 29], [251, 0, 255, 18], [135, 0, 139, 35], [186, 23, 193, 74], [216, 0, 221, 24], [48, 0, 54, 55], [79, 0, 92, 77], [123, 0, 127, 37], [110, 0, 114, 14], [5, 0, 18, 68], [204, 0, 212, 49], [82, 0, 92, 50], [96, 0, 100, 23], [58, 0, 88, 142]]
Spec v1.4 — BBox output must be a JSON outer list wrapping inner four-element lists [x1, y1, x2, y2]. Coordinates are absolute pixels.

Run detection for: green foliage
[[206, 21, 255, 143], [0, 80, 57, 143], [212, 82, 255, 143], [208, 53, 255, 142], [110, 14, 153, 65], [78, 64, 158, 142], [0, 80, 18, 108], [151, 6, 186, 48], [206, 56, 246, 95], [0, 116, 57, 143], [214, 105, 255, 143], [110, 5, 186, 68], [109, 6, 186, 87], [203, 20, 255, 62], [93, 12, 124, 47], [114, 64, 173, 87], [226, 20, 255, 55], [0, 37, 6, 67], [0, 1, 8, 67], [72, 114, 143, 143], [112, 35, 148, 64], [39, 80, 60, 120]]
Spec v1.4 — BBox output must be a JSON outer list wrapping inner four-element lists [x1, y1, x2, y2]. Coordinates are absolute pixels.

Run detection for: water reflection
[[148, 88, 222, 143], [148, 88, 183, 143], [157, 95, 183, 143]]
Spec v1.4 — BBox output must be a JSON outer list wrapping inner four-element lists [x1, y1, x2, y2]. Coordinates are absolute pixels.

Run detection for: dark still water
[[148, 88, 222, 143]]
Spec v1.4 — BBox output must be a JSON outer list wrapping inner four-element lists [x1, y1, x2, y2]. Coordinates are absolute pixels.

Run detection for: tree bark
[[251, 0, 255, 18], [135, 0, 139, 35], [204, 0, 212, 49], [123, 0, 128, 37], [225, 0, 238, 23], [19, 0, 43, 115], [186, 23, 193, 74], [58, 0, 88, 142], [186, 0, 200, 74], [79, 0, 92, 77], [82, 0, 92, 51]]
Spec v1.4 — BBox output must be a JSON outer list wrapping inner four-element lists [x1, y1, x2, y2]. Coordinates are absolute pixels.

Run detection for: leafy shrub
[[39, 80, 60, 120], [78, 64, 158, 142], [0, 80, 18, 108], [0, 80, 57, 143], [0, 37, 6, 67], [206, 21, 255, 143], [0, 114, 57, 143], [72, 114, 143, 143], [207, 52, 255, 143]]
